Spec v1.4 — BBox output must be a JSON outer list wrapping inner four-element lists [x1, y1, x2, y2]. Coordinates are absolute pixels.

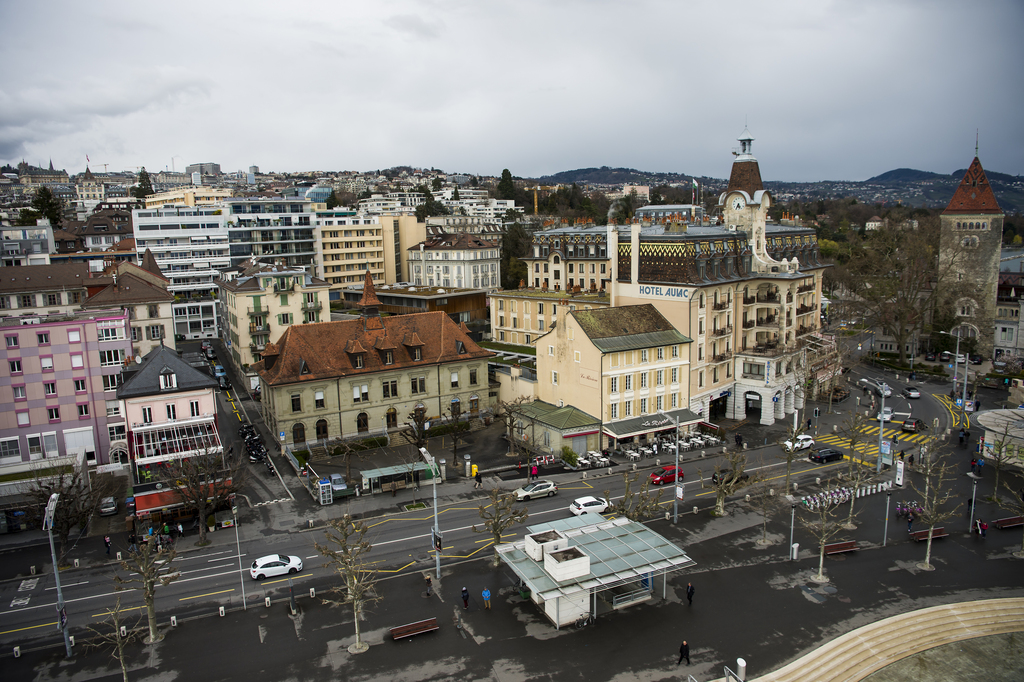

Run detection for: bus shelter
[[360, 462, 439, 495]]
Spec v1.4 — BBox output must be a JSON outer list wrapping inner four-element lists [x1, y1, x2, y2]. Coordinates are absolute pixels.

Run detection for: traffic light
[[432, 532, 442, 552], [814, 407, 820, 418]]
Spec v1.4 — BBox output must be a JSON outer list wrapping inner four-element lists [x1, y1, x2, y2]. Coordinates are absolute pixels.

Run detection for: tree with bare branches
[[751, 481, 783, 546], [799, 482, 848, 582], [997, 472, 1024, 559], [496, 396, 530, 459], [314, 514, 381, 654], [400, 405, 429, 453], [777, 424, 809, 494], [28, 463, 113, 566], [86, 594, 140, 682], [115, 538, 179, 644], [443, 398, 469, 466], [981, 419, 1021, 504], [603, 471, 664, 522], [163, 444, 242, 547], [837, 410, 878, 529], [472, 487, 529, 566], [907, 445, 962, 570], [699, 449, 756, 516]]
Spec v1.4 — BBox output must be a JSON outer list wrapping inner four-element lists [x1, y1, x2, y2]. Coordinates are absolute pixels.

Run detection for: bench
[[824, 540, 858, 555], [994, 516, 1024, 530], [390, 617, 439, 641], [909, 527, 948, 542]]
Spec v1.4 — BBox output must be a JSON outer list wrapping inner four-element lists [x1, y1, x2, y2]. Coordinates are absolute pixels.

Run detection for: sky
[[2, 0, 1023, 183]]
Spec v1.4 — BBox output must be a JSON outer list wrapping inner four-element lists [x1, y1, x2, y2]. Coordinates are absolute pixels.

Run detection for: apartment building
[[226, 197, 317, 269], [82, 256, 175, 357], [0, 263, 89, 317], [144, 187, 234, 209], [0, 308, 133, 473], [519, 222, 613, 292], [218, 261, 330, 389], [314, 212, 425, 296], [408, 233, 501, 291], [489, 289, 611, 347], [1, 223, 54, 266]]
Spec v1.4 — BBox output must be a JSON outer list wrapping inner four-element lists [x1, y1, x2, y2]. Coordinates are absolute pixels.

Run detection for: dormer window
[[159, 372, 177, 390], [385, 351, 394, 365], [456, 341, 466, 354], [354, 354, 364, 369], [413, 347, 422, 361]]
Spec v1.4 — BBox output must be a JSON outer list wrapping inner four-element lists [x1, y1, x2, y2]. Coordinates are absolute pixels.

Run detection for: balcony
[[712, 300, 731, 311], [712, 351, 733, 363], [742, 320, 755, 329], [301, 300, 322, 312], [249, 323, 270, 334], [797, 284, 815, 293], [250, 341, 266, 352], [247, 307, 267, 317], [756, 293, 779, 303], [755, 316, 778, 327], [742, 296, 757, 305], [797, 304, 815, 315], [796, 325, 813, 337], [712, 326, 733, 337], [738, 342, 786, 358]]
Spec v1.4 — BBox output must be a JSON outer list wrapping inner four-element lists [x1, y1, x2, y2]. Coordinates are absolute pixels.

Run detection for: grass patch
[[0, 466, 67, 483], [404, 502, 428, 511], [480, 341, 537, 356]]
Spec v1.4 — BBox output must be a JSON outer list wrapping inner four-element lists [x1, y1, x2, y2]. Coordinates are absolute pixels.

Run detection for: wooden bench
[[824, 540, 858, 555], [909, 527, 948, 542], [994, 516, 1024, 530], [390, 617, 439, 641]]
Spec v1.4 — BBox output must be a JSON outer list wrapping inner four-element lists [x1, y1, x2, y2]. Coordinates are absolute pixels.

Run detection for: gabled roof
[[117, 345, 217, 399], [571, 305, 692, 352], [256, 311, 493, 386], [139, 249, 164, 278], [0, 263, 91, 294], [411, 232, 499, 251], [942, 157, 1002, 215], [82, 272, 174, 306]]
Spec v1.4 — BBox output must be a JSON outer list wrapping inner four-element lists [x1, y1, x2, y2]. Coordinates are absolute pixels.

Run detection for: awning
[[133, 480, 229, 516], [603, 408, 701, 439]]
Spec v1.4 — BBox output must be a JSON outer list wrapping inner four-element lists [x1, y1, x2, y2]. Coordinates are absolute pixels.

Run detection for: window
[[657, 347, 664, 360], [103, 374, 121, 391], [624, 401, 632, 416], [106, 400, 120, 417], [99, 349, 124, 367], [37, 332, 49, 345], [9, 360, 22, 374], [71, 354, 84, 368], [44, 382, 56, 396], [640, 398, 647, 414], [411, 376, 426, 394], [551, 371, 558, 385], [656, 395, 663, 411], [18, 411, 30, 426], [624, 375, 632, 391], [384, 351, 394, 365], [610, 376, 618, 393], [74, 379, 87, 392], [548, 345, 554, 356], [610, 403, 618, 419], [13, 386, 26, 400], [147, 325, 163, 340], [413, 347, 422, 361], [640, 372, 648, 389], [641, 349, 649, 363], [698, 371, 704, 388], [291, 395, 302, 412], [672, 345, 679, 358], [98, 327, 125, 342], [109, 424, 126, 442], [671, 393, 678, 408], [40, 356, 54, 372], [382, 381, 398, 399], [20, 294, 33, 308], [354, 355, 364, 369], [315, 390, 325, 408], [5, 335, 18, 348], [469, 369, 478, 385], [0, 438, 21, 459], [671, 367, 678, 383], [657, 370, 664, 386], [142, 406, 153, 423], [68, 329, 81, 343], [352, 384, 369, 402], [47, 407, 60, 421], [190, 400, 201, 417], [451, 371, 460, 389]]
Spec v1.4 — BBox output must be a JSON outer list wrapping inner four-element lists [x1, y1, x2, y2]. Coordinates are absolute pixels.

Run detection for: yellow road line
[[0, 620, 59, 635], [374, 561, 418, 573], [91, 605, 147, 617], [261, 575, 306, 586], [180, 589, 234, 601]]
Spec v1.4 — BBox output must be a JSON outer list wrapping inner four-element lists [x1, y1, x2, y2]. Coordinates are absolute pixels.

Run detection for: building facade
[[0, 263, 90, 317], [519, 222, 612, 292], [226, 197, 317, 269], [489, 289, 612, 347], [314, 212, 425, 296], [408, 233, 501, 291]]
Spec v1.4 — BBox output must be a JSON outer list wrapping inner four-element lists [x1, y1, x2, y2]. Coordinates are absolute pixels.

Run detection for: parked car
[[218, 376, 231, 391], [513, 480, 558, 500], [205, 347, 216, 360], [970, 354, 983, 365], [649, 465, 683, 485], [98, 496, 118, 516], [877, 406, 894, 422], [570, 496, 610, 516], [809, 448, 844, 464], [201, 340, 212, 351], [214, 365, 226, 378], [902, 418, 927, 433], [250, 554, 303, 580], [329, 473, 347, 493], [925, 352, 937, 361], [783, 434, 815, 451], [902, 387, 921, 399], [955, 353, 967, 363], [712, 469, 750, 486], [940, 351, 952, 361]]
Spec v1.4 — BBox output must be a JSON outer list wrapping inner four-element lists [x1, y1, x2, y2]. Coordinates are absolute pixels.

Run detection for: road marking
[[10, 597, 30, 607], [91, 605, 146, 618], [0, 620, 58, 635], [45, 581, 88, 590], [260, 575, 306, 586], [180, 589, 234, 601], [305, 555, 318, 559], [18, 578, 39, 592]]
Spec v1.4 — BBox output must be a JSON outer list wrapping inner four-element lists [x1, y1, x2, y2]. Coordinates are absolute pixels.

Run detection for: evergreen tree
[[497, 169, 515, 200], [30, 187, 64, 227], [132, 167, 154, 198], [452, 186, 460, 201]]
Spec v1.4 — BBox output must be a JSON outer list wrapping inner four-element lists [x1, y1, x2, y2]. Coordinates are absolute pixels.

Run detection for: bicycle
[[575, 612, 596, 630]]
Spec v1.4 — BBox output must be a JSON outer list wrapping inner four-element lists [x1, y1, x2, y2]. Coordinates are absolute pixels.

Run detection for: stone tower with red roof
[[939, 156, 1004, 356]]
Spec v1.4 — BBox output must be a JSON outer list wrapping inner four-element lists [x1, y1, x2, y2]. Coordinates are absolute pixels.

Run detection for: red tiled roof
[[358, 270, 381, 307], [256, 311, 493, 386], [942, 157, 1002, 215]]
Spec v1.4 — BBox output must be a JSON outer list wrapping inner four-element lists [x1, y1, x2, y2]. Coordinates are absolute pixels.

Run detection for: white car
[[783, 435, 815, 451], [570, 496, 610, 516], [877, 407, 894, 422], [902, 387, 921, 399], [250, 554, 303, 580], [329, 473, 347, 493], [513, 480, 558, 501]]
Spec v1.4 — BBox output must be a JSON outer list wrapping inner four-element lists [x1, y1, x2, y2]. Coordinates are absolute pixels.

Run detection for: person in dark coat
[[678, 640, 690, 665], [424, 576, 432, 597], [461, 586, 470, 609], [686, 582, 695, 606]]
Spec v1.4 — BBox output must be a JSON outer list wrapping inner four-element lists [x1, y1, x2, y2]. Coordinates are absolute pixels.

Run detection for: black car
[[809, 448, 844, 464], [712, 469, 750, 485], [970, 354, 983, 365], [902, 418, 927, 433], [925, 352, 936, 361]]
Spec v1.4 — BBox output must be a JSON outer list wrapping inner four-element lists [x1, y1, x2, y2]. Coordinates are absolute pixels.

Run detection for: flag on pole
[[692, 179, 698, 189], [86, 155, 90, 163]]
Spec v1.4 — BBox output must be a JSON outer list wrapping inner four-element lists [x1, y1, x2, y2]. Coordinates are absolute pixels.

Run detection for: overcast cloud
[[2, 0, 1022, 182]]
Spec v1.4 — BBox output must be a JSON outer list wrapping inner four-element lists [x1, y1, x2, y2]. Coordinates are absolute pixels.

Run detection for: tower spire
[[975, 129, 979, 158]]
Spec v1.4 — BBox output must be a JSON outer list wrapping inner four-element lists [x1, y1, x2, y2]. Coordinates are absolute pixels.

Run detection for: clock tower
[[719, 128, 777, 269]]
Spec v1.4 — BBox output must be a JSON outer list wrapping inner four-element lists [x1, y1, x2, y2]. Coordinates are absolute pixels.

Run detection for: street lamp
[[232, 506, 246, 610], [939, 330, 970, 430], [658, 410, 681, 524], [43, 493, 73, 658], [419, 447, 442, 580], [876, 389, 887, 473]]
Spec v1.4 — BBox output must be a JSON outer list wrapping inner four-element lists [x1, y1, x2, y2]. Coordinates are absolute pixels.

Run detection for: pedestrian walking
[[734, 434, 743, 448], [959, 428, 965, 447], [678, 640, 690, 665], [807, 418, 812, 431], [128, 534, 137, 553], [980, 519, 988, 537], [907, 512, 914, 532], [424, 576, 432, 597], [686, 582, 695, 606], [909, 453, 915, 468], [461, 586, 470, 609], [104, 535, 111, 555], [530, 464, 538, 481], [971, 457, 977, 473], [977, 457, 985, 476], [474, 471, 483, 489], [482, 587, 491, 610], [177, 522, 184, 538]]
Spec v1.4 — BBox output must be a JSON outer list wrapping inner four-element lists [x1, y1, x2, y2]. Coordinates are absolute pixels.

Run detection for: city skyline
[[2, 0, 1023, 183]]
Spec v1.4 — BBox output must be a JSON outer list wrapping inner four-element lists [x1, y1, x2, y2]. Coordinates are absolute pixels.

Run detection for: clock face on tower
[[732, 196, 745, 210]]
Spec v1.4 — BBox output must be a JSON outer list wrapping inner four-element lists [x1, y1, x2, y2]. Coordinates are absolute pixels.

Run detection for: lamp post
[[658, 410, 681, 524], [876, 389, 887, 473], [43, 493, 72, 658], [969, 477, 979, 532], [232, 506, 246, 610], [939, 330, 968, 429], [419, 447, 442, 579]]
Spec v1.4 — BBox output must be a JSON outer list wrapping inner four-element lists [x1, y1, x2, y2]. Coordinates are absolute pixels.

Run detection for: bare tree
[[115, 539, 179, 644], [86, 594, 140, 682], [472, 487, 529, 567], [603, 471, 664, 522], [314, 514, 381, 654], [751, 481, 783, 546], [799, 484, 847, 582], [163, 443, 242, 547], [776, 424, 809, 494], [330, 438, 364, 488], [907, 446, 962, 570], [982, 418, 1020, 504], [837, 410, 878, 529], [495, 396, 530, 459], [444, 398, 469, 466], [28, 462, 112, 566], [699, 449, 756, 516], [997, 472, 1024, 558], [400, 405, 429, 453]]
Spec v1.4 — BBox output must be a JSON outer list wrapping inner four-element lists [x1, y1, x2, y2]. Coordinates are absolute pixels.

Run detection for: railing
[[713, 300, 730, 311], [249, 323, 270, 333], [742, 320, 755, 329], [797, 284, 814, 293], [756, 316, 777, 327], [756, 293, 779, 303], [713, 352, 732, 363], [797, 304, 815, 314], [742, 296, 756, 305], [796, 325, 813, 337], [250, 341, 266, 352], [301, 301, 322, 312], [712, 326, 733, 337], [786, 293, 793, 303], [247, 307, 267, 316]]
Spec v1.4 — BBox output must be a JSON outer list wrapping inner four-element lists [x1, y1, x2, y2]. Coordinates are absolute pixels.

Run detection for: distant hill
[[866, 168, 944, 183], [536, 167, 702, 186]]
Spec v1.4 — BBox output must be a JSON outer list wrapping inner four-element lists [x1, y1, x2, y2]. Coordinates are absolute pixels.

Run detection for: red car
[[649, 465, 682, 485]]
